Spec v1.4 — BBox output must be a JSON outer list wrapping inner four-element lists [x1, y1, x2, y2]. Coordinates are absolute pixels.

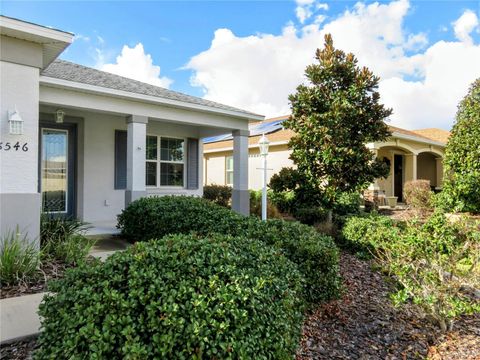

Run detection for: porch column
[[435, 157, 443, 189], [125, 115, 147, 206], [368, 148, 381, 191], [405, 153, 417, 181], [232, 129, 249, 215]]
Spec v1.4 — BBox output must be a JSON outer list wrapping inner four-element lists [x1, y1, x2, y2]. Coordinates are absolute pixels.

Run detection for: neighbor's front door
[[39, 123, 76, 217]]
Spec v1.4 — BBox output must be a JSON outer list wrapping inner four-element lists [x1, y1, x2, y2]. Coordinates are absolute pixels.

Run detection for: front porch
[[38, 102, 254, 229], [367, 137, 445, 204]]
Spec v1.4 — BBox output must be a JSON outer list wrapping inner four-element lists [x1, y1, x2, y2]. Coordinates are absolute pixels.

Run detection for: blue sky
[[2, 1, 480, 129]]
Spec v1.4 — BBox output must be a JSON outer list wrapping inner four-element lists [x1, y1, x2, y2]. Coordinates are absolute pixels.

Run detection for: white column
[[232, 129, 249, 215], [125, 115, 147, 205]]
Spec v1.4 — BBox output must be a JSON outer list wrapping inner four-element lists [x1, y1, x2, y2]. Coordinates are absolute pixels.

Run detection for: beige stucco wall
[[204, 144, 294, 190], [205, 136, 446, 195]]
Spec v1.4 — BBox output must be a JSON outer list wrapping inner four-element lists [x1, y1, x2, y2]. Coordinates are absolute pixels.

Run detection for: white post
[[262, 153, 267, 221], [232, 129, 250, 215], [125, 115, 147, 205]]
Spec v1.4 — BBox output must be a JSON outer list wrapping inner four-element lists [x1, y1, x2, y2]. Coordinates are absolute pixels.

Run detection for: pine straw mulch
[[296, 252, 480, 360], [0, 259, 73, 300]]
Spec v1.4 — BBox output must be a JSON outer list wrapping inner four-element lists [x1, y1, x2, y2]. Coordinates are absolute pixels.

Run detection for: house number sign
[[0, 142, 29, 151]]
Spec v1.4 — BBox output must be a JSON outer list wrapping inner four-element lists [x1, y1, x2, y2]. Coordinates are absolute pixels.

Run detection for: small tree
[[442, 78, 480, 214], [284, 34, 391, 218]]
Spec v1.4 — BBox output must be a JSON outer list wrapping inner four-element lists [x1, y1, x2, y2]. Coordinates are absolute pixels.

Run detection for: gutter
[[39, 76, 265, 122]]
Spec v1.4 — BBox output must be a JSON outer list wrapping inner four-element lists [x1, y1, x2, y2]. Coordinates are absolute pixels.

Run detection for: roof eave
[[391, 131, 447, 147], [0, 16, 73, 69], [39, 76, 265, 121]]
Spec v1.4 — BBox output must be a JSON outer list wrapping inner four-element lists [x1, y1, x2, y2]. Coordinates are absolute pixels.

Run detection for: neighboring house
[[204, 115, 450, 202], [0, 16, 262, 244]]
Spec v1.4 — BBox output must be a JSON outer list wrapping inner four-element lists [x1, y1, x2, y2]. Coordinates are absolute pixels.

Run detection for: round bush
[[36, 234, 305, 359], [117, 196, 245, 242], [117, 196, 341, 304]]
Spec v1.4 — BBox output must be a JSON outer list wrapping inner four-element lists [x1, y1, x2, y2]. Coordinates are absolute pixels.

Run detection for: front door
[[394, 154, 403, 202], [39, 123, 76, 217]]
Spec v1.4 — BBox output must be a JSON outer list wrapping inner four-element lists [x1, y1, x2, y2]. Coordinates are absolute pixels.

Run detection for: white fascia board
[[0, 16, 73, 44], [39, 76, 264, 122], [391, 132, 446, 147], [203, 140, 289, 154]]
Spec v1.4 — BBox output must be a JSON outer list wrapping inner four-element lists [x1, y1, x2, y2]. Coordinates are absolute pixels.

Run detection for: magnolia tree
[[442, 78, 480, 214], [284, 34, 391, 219]]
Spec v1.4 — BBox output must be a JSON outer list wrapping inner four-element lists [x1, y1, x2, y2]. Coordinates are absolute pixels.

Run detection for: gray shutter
[[186, 138, 199, 189], [114, 130, 127, 189]]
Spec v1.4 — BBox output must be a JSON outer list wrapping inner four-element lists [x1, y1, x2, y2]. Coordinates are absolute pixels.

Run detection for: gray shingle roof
[[41, 60, 261, 117]]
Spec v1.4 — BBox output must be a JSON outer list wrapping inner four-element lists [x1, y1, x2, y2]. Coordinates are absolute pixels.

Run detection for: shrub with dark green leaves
[[441, 78, 480, 214], [36, 234, 305, 359], [118, 196, 341, 304], [203, 184, 232, 207]]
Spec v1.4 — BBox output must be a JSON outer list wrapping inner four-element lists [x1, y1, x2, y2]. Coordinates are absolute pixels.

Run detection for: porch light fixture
[[258, 134, 270, 221], [55, 109, 65, 124], [8, 107, 24, 135]]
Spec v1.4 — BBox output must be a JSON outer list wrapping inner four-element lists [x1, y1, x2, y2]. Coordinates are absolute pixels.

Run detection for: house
[[203, 115, 450, 202], [0, 16, 262, 244]]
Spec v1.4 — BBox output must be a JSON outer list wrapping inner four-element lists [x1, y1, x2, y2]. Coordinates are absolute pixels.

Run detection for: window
[[145, 136, 185, 187], [226, 155, 233, 185]]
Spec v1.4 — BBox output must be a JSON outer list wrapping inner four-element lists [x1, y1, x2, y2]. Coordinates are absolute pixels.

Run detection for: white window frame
[[225, 155, 234, 186], [146, 134, 186, 189]]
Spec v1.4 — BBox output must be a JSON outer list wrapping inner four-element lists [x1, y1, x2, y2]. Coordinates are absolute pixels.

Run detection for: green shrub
[[36, 234, 305, 359], [333, 192, 361, 216], [342, 212, 480, 331], [341, 214, 403, 256], [441, 78, 480, 214], [293, 206, 328, 225], [249, 190, 282, 219], [40, 215, 93, 265], [203, 184, 232, 207], [118, 196, 341, 304], [0, 229, 40, 285], [268, 189, 295, 214], [403, 180, 433, 209]]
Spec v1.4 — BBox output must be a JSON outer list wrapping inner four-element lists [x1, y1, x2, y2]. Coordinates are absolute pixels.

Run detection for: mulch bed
[[0, 338, 38, 360], [296, 252, 480, 359], [0, 260, 73, 300]]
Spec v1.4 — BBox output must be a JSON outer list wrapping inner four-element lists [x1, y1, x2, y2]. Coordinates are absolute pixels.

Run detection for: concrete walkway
[[0, 240, 127, 344], [0, 293, 45, 344]]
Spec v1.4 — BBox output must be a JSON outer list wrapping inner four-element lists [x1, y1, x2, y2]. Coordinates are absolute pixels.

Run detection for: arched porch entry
[[369, 142, 444, 203]]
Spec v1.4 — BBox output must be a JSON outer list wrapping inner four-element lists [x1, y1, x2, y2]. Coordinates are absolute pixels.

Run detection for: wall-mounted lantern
[[8, 107, 24, 135], [55, 109, 65, 124]]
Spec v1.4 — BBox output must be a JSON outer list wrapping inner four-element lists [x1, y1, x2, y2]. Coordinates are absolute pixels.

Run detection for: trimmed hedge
[[36, 234, 305, 359], [117, 196, 341, 304]]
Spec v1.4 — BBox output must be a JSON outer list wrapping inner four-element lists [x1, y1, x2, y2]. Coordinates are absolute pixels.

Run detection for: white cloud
[[295, 0, 328, 24], [453, 9, 479, 44], [187, 1, 480, 130], [101, 43, 172, 88]]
